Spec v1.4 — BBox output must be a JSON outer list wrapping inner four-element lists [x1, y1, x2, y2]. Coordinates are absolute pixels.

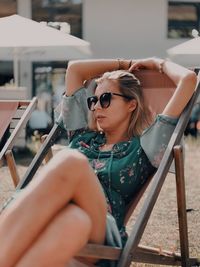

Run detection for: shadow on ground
[[13, 147, 35, 166]]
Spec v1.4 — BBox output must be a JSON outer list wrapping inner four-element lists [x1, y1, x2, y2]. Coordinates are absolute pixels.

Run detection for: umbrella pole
[[13, 48, 19, 87]]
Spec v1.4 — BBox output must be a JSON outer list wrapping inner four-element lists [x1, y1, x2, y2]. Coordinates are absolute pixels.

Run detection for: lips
[[96, 115, 106, 121]]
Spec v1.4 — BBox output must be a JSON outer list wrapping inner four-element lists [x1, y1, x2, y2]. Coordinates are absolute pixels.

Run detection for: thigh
[[42, 148, 107, 244], [5, 149, 107, 244], [15, 204, 93, 267]]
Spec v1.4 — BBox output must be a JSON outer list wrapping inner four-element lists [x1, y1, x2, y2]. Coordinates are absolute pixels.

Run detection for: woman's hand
[[129, 57, 163, 72]]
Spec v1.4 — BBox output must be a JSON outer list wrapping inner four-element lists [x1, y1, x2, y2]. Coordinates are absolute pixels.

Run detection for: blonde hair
[[88, 70, 152, 137]]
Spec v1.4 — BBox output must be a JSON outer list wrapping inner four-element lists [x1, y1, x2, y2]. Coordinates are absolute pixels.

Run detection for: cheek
[[108, 105, 131, 122], [111, 101, 131, 116]]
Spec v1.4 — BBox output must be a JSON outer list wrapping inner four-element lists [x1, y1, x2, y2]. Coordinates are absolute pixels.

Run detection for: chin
[[98, 124, 111, 132], [97, 121, 113, 132]]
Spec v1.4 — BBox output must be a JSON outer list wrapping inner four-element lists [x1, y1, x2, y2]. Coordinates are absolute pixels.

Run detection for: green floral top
[[60, 87, 178, 238], [69, 130, 154, 232]]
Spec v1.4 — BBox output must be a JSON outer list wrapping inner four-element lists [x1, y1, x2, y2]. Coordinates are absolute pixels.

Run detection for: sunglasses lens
[[100, 93, 111, 108], [87, 96, 98, 111], [87, 93, 112, 111]]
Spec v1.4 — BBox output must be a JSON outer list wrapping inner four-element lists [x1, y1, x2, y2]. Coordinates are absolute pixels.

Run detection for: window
[[168, 1, 200, 38], [32, 62, 67, 111], [32, 0, 82, 38]]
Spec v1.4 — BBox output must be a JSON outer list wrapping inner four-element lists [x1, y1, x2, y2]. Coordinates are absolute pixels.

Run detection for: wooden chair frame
[[0, 98, 37, 185], [14, 72, 200, 267]]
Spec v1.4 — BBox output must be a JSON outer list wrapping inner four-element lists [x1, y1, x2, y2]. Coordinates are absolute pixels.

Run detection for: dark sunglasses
[[87, 92, 132, 111]]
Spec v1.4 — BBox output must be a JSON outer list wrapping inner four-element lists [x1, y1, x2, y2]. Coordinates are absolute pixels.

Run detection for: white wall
[[17, 0, 31, 17], [17, 0, 32, 98], [83, 0, 188, 59]]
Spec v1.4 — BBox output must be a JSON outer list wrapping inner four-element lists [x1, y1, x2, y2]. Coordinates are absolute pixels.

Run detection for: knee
[[67, 204, 92, 239], [49, 149, 89, 177], [56, 148, 88, 167]]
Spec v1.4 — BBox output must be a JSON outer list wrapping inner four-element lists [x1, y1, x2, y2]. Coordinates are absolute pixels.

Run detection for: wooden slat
[[76, 243, 183, 265], [0, 97, 37, 161], [174, 145, 190, 267], [0, 100, 31, 106], [132, 250, 181, 265], [5, 150, 20, 187], [132, 246, 199, 266], [77, 244, 121, 260], [19, 101, 33, 106], [41, 134, 53, 163], [132, 245, 199, 266], [77, 243, 199, 266]]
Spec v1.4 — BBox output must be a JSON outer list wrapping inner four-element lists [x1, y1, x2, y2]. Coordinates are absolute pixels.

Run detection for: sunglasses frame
[[87, 92, 132, 111]]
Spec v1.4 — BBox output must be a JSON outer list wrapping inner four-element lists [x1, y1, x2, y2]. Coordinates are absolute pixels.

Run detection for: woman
[[0, 58, 197, 267]]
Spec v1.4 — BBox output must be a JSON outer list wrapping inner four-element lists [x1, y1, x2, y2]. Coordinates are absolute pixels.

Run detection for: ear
[[128, 99, 137, 112]]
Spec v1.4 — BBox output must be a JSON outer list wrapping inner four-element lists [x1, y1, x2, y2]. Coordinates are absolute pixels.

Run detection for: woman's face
[[93, 79, 136, 133]]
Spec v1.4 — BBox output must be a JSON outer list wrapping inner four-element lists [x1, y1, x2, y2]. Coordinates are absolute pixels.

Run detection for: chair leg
[[17, 124, 64, 189], [5, 150, 20, 187], [41, 134, 53, 163], [173, 145, 190, 267]]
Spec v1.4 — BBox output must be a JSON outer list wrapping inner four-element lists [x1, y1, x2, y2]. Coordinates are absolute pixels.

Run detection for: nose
[[93, 99, 102, 110]]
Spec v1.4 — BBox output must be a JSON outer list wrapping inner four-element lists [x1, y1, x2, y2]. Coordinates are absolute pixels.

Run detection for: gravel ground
[[0, 137, 199, 266]]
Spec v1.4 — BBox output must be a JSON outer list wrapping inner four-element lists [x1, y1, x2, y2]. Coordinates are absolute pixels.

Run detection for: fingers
[[128, 57, 158, 73], [128, 61, 144, 72]]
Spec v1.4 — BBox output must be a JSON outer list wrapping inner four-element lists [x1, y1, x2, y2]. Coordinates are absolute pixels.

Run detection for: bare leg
[[16, 204, 92, 267], [0, 149, 107, 267]]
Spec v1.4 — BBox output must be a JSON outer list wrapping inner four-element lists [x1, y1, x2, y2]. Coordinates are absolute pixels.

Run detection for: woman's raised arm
[[129, 57, 197, 118], [65, 59, 134, 96], [159, 60, 197, 117]]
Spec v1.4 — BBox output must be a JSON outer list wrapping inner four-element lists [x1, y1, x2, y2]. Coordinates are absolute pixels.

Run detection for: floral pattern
[[69, 130, 156, 231]]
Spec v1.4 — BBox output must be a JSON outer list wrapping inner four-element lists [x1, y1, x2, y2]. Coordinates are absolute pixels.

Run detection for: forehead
[[95, 79, 119, 96]]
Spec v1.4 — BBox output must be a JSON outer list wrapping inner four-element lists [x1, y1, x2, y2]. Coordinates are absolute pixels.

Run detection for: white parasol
[[167, 31, 200, 67], [0, 14, 92, 86]]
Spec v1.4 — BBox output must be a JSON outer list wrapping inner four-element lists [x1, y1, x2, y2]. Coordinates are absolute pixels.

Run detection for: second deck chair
[[0, 97, 37, 185], [15, 70, 200, 267]]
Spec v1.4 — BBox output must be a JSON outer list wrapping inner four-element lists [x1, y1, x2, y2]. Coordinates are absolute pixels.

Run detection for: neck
[[105, 129, 130, 144]]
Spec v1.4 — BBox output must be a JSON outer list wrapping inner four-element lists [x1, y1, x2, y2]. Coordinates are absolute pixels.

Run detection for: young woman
[[0, 58, 197, 267]]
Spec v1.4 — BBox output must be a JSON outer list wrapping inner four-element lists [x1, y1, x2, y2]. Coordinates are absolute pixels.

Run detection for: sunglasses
[[87, 92, 132, 111]]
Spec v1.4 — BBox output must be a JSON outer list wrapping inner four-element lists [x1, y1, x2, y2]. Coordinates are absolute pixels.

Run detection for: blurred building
[[0, 0, 200, 107]]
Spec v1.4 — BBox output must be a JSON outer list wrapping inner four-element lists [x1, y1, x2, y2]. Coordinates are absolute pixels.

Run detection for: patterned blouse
[[60, 87, 178, 242]]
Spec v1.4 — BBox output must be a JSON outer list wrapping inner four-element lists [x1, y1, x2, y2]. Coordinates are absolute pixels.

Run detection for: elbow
[[187, 70, 197, 82], [182, 70, 197, 92], [66, 60, 85, 78], [66, 61, 74, 77], [66, 60, 80, 74], [67, 60, 80, 69]]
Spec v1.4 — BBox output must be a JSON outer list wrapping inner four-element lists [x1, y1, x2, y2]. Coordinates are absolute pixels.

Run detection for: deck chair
[[15, 70, 200, 267], [0, 97, 37, 186]]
